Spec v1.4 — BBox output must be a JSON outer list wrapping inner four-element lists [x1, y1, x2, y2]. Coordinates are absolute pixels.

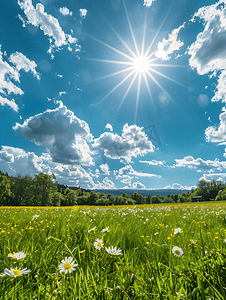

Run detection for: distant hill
[[91, 189, 190, 197]]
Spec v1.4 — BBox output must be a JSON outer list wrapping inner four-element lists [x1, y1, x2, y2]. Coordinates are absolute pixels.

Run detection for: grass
[[0, 203, 226, 299]]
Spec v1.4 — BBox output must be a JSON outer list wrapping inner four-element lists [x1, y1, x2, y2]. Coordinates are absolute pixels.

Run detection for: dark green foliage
[[1, 171, 226, 206]]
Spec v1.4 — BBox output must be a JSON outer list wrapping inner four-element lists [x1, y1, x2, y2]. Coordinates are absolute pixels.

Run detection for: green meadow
[[0, 204, 226, 299]]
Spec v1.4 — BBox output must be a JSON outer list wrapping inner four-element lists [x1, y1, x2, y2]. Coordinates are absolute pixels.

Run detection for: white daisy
[[101, 227, 110, 233], [32, 214, 39, 220], [105, 246, 122, 255], [174, 228, 182, 235], [58, 257, 78, 274], [0, 273, 5, 277], [4, 268, 31, 277], [172, 246, 183, 257], [8, 252, 27, 260], [94, 238, 104, 250]]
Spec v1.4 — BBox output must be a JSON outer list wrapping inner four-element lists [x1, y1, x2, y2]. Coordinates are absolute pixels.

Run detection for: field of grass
[[0, 203, 226, 299]]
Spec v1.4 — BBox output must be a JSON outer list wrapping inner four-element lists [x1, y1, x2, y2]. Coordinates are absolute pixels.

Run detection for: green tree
[[0, 174, 12, 206], [32, 173, 58, 206]]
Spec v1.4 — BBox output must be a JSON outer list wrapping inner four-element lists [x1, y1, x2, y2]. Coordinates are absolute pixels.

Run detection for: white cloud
[[116, 165, 160, 180], [0, 146, 50, 175], [13, 101, 94, 166], [174, 155, 226, 172], [79, 8, 88, 18], [59, 7, 72, 16], [0, 96, 18, 112], [188, 1, 226, 103], [9, 52, 40, 80], [0, 146, 97, 188], [205, 107, 226, 144], [143, 0, 156, 7], [99, 163, 110, 175], [93, 123, 154, 163], [0, 46, 39, 111], [132, 181, 146, 189], [105, 123, 113, 132], [18, 0, 80, 56], [93, 177, 115, 189], [155, 23, 185, 61], [199, 173, 226, 183], [139, 159, 166, 166], [163, 183, 196, 190]]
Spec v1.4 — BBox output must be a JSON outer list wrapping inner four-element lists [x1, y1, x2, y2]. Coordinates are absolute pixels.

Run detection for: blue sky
[[1, 0, 226, 190]]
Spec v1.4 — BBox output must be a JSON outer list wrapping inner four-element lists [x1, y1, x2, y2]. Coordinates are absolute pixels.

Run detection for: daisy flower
[[101, 227, 110, 233], [58, 257, 78, 274], [32, 214, 39, 220], [94, 238, 104, 250], [4, 268, 31, 277], [8, 252, 27, 260], [172, 246, 183, 257], [174, 228, 182, 235], [0, 273, 6, 277], [105, 246, 122, 255]]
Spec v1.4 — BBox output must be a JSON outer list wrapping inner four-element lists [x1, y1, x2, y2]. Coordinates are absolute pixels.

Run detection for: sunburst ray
[[86, 0, 187, 123]]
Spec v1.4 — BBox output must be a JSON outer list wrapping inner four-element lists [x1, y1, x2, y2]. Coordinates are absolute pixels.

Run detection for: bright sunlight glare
[[87, 0, 187, 123], [133, 56, 150, 74]]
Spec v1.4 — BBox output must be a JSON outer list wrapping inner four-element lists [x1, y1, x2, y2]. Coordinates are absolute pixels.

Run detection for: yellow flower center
[[97, 241, 102, 248], [64, 263, 71, 270], [13, 269, 21, 276], [174, 250, 180, 256]]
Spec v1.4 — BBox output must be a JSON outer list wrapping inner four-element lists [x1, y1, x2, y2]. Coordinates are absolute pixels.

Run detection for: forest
[[1, 170, 226, 206]]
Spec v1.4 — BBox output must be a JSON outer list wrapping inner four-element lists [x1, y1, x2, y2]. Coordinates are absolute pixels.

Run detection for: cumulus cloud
[[199, 173, 226, 183], [93, 123, 154, 163], [18, 0, 80, 56], [188, 1, 226, 103], [59, 7, 72, 16], [205, 107, 226, 143], [163, 183, 196, 190], [0, 146, 50, 175], [0, 46, 39, 111], [13, 101, 94, 166], [0, 146, 97, 188], [132, 181, 146, 189], [79, 8, 88, 18], [143, 0, 156, 7], [93, 177, 115, 189], [105, 123, 113, 131], [155, 23, 185, 61], [99, 163, 110, 175], [139, 159, 166, 166], [174, 155, 226, 172], [116, 165, 160, 180]]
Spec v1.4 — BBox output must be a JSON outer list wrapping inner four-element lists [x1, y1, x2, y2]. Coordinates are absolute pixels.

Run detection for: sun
[[86, 0, 186, 123], [133, 55, 150, 74]]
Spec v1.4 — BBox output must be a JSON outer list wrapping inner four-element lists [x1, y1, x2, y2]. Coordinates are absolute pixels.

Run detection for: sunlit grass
[[0, 204, 226, 299]]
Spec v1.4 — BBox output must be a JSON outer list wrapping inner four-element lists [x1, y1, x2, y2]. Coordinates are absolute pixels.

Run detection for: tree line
[[0, 171, 226, 206]]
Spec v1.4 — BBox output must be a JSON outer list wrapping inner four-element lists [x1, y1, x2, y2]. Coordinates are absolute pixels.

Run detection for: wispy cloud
[[0, 46, 39, 111], [155, 23, 185, 61], [18, 0, 80, 57]]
